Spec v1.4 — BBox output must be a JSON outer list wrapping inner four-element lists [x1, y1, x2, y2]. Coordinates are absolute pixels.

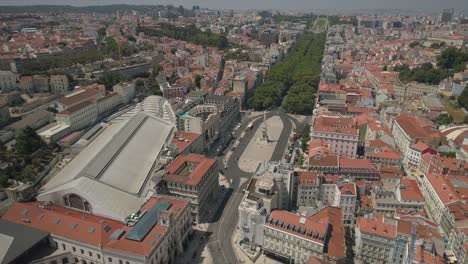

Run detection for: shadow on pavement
[[175, 229, 212, 264]]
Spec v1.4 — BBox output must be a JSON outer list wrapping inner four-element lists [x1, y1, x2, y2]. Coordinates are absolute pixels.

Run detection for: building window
[[81, 249, 84, 254], [62, 258, 69, 264], [62, 244, 66, 250], [108, 258, 112, 263], [89, 252, 92, 257], [72, 247, 76, 252]]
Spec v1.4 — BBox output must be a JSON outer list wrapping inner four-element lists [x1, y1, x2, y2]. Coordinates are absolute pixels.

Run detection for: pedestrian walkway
[[238, 116, 283, 173]]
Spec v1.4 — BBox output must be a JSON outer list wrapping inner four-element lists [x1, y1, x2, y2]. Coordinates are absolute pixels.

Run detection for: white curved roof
[[38, 113, 175, 221], [137, 96, 177, 126], [441, 125, 468, 141]]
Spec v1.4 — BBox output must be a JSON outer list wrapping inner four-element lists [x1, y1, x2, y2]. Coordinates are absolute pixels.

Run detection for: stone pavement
[[238, 116, 284, 173]]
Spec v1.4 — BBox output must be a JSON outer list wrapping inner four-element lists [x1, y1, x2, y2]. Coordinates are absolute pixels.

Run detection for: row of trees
[[248, 32, 325, 115], [137, 24, 229, 49]]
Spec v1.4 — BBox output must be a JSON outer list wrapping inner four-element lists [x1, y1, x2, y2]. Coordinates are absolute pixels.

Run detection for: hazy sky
[[0, 0, 467, 13]]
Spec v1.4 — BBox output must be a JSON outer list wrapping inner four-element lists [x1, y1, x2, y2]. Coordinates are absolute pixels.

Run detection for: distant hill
[[0, 4, 167, 14]]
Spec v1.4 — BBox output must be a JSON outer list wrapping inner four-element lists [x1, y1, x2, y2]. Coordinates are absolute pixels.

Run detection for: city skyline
[[0, 0, 467, 13]]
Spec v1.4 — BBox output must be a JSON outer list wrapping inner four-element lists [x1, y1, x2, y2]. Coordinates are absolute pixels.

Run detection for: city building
[[232, 73, 248, 93], [161, 154, 218, 224], [259, 29, 278, 47], [402, 141, 435, 170], [37, 112, 176, 221], [32, 75, 49, 92], [0, 70, 17, 91], [50, 75, 69, 94], [262, 207, 345, 263], [2, 195, 192, 264], [311, 116, 359, 157], [55, 100, 98, 131], [371, 178, 425, 214], [355, 214, 398, 264], [136, 95, 177, 126], [392, 113, 441, 160], [447, 202, 468, 264], [395, 82, 439, 98], [177, 103, 221, 151], [417, 173, 464, 236], [419, 154, 468, 176], [53, 84, 106, 112], [238, 162, 294, 248], [113, 82, 136, 104]]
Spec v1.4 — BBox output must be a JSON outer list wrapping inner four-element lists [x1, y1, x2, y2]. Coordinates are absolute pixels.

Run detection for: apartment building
[[392, 113, 441, 160], [178, 104, 220, 150], [417, 173, 462, 236], [296, 171, 321, 208], [419, 154, 468, 176], [311, 116, 359, 157], [395, 82, 439, 98], [0, 70, 17, 91], [53, 84, 106, 112], [113, 82, 136, 104], [162, 154, 218, 224], [402, 141, 435, 170], [371, 179, 425, 214], [2, 196, 192, 264], [355, 214, 398, 264], [56, 101, 98, 131], [238, 162, 294, 248], [263, 207, 345, 264], [296, 172, 357, 227], [447, 202, 468, 264], [50, 75, 69, 94]]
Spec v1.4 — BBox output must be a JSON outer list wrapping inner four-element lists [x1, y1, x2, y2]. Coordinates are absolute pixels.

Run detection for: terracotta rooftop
[[297, 171, 321, 186], [411, 141, 431, 152], [340, 183, 357, 196], [2, 197, 189, 255], [400, 179, 424, 201], [425, 174, 460, 205], [58, 100, 94, 115], [357, 214, 397, 239], [266, 207, 345, 259], [395, 113, 440, 140], [313, 116, 358, 135], [164, 154, 217, 186], [57, 86, 102, 107], [171, 131, 202, 153], [339, 157, 377, 170]]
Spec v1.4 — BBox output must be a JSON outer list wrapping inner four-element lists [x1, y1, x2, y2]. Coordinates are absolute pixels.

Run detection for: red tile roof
[[298, 171, 321, 186], [171, 131, 202, 153], [2, 197, 189, 256], [340, 183, 357, 196], [395, 113, 441, 140], [400, 179, 424, 201], [57, 100, 95, 115], [339, 157, 377, 170], [57, 87, 101, 107], [313, 116, 358, 135], [357, 214, 397, 239], [164, 154, 217, 186], [411, 141, 431, 152], [425, 174, 460, 205], [267, 207, 345, 259]]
